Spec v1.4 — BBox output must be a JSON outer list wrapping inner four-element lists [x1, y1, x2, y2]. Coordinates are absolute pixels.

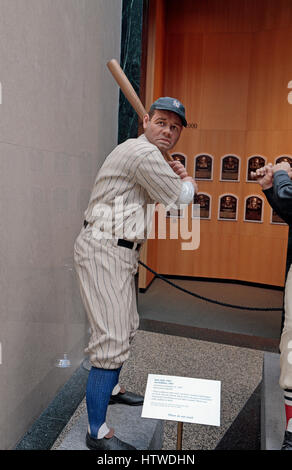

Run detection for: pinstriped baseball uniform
[[74, 134, 182, 369]]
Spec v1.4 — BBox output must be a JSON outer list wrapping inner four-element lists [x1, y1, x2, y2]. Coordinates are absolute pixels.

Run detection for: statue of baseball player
[[74, 97, 198, 450], [253, 161, 292, 450]]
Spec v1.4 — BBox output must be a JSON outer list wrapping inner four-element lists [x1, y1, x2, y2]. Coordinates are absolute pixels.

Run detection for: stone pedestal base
[[55, 403, 164, 450]]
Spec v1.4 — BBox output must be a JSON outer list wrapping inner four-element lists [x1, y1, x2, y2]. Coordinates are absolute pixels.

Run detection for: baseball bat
[[107, 58, 173, 162]]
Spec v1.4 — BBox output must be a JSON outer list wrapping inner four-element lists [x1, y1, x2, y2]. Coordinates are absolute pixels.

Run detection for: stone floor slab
[[55, 402, 164, 450]]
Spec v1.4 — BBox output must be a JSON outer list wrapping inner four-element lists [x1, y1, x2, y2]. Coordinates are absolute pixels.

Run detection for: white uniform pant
[[279, 265, 292, 389], [74, 226, 140, 369]]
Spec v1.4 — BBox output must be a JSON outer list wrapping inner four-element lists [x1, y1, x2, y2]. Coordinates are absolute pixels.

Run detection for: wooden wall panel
[[200, 33, 252, 130], [166, 0, 292, 33], [164, 33, 204, 126], [166, 0, 259, 34], [142, 0, 292, 288], [247, 30, 292, 131]]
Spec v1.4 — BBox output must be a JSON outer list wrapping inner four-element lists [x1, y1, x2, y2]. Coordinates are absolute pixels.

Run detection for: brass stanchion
[[176, 422, 183, 450]]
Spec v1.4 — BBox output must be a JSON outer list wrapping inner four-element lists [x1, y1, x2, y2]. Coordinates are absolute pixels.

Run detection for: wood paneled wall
[[139, 0, 292, 288]]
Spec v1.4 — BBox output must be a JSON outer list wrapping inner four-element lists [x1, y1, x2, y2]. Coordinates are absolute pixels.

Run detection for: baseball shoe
[[109, 390, 144, 406], [86, 432, 136, 450]]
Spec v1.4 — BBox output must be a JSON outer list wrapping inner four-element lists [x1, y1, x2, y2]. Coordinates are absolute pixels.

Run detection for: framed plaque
[[247, 155, 266, 181], [220, 155, 240, 181], [244, 196, 263, 222], [193, 193, 211, 220], [194, 154, 213, 180], [271, 209, 287, 225], [171, 153, 187, 167], [275, 155, 292, 167], [218, 194, 238, 221], [166, 206, 185, 218]]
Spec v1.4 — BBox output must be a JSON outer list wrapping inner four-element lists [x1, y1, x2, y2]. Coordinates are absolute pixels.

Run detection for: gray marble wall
[[0, 0, 122, 449]]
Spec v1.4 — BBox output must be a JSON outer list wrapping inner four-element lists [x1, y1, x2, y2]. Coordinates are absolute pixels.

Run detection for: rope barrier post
[[176, 422, 183, 450]]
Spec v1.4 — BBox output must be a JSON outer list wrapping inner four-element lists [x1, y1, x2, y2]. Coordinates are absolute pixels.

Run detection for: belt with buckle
[[117, 238, 141, 251], [83, 221, 141, 251]]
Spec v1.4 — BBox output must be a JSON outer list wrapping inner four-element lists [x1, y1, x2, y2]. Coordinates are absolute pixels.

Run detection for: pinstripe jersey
[[74, 134, 183, 368], [83, 134, 182, 242]]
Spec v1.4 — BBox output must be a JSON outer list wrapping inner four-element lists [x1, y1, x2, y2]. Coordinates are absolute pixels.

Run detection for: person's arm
[[251, 163, 291, 223], [168, 160, 198, 205], [135, 150, 197, 207], [263, 186, 291, 224], [273, 165, 292, 216], [135, 149, 183, 207]]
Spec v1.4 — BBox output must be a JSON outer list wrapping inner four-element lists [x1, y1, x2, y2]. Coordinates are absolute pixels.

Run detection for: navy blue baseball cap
[[150, 97, 187, 127]]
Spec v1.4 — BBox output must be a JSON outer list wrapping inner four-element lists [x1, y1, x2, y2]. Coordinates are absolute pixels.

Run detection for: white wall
[[0, 0, 122, 449]]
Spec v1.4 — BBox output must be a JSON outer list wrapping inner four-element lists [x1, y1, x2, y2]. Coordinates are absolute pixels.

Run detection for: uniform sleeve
[[273, 170, 292, 216], [135, 149, 182, 206]]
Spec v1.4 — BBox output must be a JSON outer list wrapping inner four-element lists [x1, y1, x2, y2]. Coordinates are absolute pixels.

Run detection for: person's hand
[[168, 160, 188, 179], [168, 161, 198, 193], [272, 161, 291, 174], [250, 163, 273, 190]]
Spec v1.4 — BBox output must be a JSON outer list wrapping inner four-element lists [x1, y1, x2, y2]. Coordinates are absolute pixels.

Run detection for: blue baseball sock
[[86, 365, 121, 439]]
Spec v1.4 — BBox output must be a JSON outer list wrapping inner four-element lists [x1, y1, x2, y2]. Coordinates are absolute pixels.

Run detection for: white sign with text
[[141, 374, 221, 427]]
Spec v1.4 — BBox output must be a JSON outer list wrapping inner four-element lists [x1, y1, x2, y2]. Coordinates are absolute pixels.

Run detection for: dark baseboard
[[139, 318, 280, 353]]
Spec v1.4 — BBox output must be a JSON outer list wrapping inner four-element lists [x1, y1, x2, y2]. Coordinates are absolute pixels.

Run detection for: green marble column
[[118, 0, 144, 144]]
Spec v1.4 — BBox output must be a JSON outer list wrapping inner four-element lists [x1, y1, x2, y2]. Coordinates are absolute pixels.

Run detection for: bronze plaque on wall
[[271, 209, 286, 225], [247, 156, 266, 181], [219, 195, 237, 220], [220, 155, 240, 181], [244, 196, 263, 222], [194, 154, 213, 180], [171, 153, 186, 167], [166, 206, 184, 218], [275, 155, 292, 167], [193, 193, 211, 219]]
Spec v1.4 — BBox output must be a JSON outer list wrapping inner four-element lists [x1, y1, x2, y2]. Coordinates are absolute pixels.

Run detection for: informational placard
[[141, 374, 221, 427]]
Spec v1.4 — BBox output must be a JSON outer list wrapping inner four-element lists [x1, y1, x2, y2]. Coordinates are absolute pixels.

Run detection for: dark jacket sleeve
[[263, 186, 292, 225], [263, 175, 292, 279], [272, 170, 292, 216]]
